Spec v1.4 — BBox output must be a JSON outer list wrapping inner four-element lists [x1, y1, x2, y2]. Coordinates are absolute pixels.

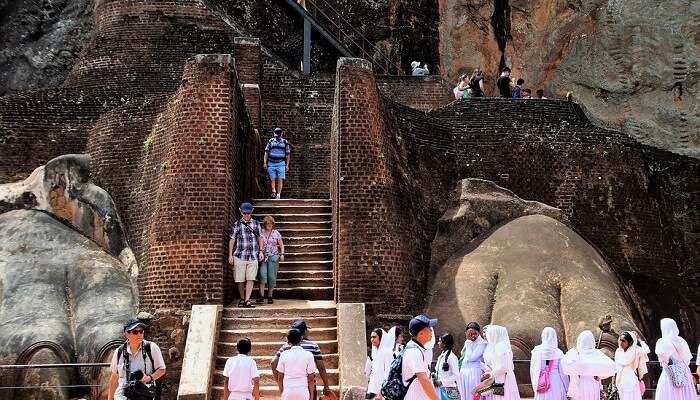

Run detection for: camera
[[123, 370, 156, 400], [442, 361, 450, 371]]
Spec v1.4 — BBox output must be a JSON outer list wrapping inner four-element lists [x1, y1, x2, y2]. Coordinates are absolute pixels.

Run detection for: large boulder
[[0, 209, 137, 399]]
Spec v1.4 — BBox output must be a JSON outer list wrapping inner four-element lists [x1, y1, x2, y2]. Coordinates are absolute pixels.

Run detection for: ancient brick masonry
[[331, 58, 700, 341]]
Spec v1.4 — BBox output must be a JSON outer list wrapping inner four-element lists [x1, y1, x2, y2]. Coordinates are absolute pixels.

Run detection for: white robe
[[614, 332, 648, 400], [366, 327, 396, 395], [561, 331, 615, 400], [457, 337, 486, 400], [530, 327, 569, 399], [654, 318, 696, 400], [483, 325, 520, 400]]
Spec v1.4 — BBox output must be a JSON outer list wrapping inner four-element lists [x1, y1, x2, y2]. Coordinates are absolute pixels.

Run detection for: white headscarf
[[483, 325, 514, 371], [561, 330, 616, 377], [530, 327, 565, 391], [655, 318, 692, 364]]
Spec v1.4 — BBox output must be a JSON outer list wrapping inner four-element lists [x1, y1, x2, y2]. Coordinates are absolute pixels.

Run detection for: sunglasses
[[128, 329, 144, 335]]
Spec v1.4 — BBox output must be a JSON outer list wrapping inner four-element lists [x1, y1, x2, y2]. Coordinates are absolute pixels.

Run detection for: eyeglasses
[[129, 329, 144, 335]]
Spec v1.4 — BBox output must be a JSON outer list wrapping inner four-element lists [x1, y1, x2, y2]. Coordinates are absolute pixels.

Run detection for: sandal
[[244, 300, 256, 308], [237, 300, 245, 308]]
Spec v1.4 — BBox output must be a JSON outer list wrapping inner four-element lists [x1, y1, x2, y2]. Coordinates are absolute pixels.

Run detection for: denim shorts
[[267, 161, 286, 180], [257, 254, 280, 287]]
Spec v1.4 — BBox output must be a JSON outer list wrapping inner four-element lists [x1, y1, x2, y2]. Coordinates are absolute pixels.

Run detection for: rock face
[[438, 0, 700, 157], [0, 209, 137, 398], [0, 0, 94, 95]]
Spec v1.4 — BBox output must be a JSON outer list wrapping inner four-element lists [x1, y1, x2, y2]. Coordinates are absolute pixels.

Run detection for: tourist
[[223, 338, 260, 400], [257, 215, 284, 304], [434, 332, 460, 400], [654, 318, 696, 400], [411, 61, 430, 76], [530, 327, 569, 400], [468, 69, 485, 98], [365, 327, 396, 398], [522, 88, 533, 99], [401, 315, 439, 400], [454, 74, 470, 99], [229, 202, 265, 308], [457, 322, 486, 400], [276, 329, 317, 400], [496, 68, 512, 98], [108, 319, 166, 400], [264, 127, 291, 199], [272, 320, 331, 398], [536, 89, 547, 99], [482, 324, 520, 400], [561, 330, 615, 400], [614, 331, 647, 400], [393, 326, 406, 358], [512, 79, 525, 98]]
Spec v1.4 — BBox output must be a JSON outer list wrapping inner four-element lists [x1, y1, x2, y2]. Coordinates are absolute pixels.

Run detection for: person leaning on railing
[[108, 319, 166, 400]]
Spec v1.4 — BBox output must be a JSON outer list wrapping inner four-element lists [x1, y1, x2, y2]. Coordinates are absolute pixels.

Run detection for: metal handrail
[[0, 363, 110, 391]]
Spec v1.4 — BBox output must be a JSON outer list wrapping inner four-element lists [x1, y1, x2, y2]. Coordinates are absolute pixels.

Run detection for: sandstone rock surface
[[0, 209, 137, 398], [438, 0, 700, 157]]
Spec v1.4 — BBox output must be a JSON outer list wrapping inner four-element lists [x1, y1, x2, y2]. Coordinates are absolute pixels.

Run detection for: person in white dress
[[482, 325, 520, 400], [434, 333, 461, 400], [530, 327, 569, 400], [654, 318, 696, 400], [560, 330, 616, 400], [365, 327, 396, 398], [457, 322, 486, 400], [614, 331, 648, 400]]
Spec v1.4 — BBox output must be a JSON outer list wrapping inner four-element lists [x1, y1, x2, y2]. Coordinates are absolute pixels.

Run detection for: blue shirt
[[265, 137, 291, 161], [512, 85, 522, 98]]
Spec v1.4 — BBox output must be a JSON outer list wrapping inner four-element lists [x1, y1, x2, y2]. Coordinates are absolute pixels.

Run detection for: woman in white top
[[457, 322, 487, 400], [560, 330, 616, 400], [654, 318, 696, 400], [482, 325, 521, 400], [365, 327, 396, 398], [530, 327, 569, 400], [435, 333, 461, 400], [614, 331, 648, 400]]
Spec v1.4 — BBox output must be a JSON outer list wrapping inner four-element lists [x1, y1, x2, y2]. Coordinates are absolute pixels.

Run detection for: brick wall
[[332, 59, 700, 341], [376, 75, 454, 112]]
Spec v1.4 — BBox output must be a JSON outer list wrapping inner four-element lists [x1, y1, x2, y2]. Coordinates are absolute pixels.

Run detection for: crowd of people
[[452, 68, 547, 100], [363, 316, 699, 400]]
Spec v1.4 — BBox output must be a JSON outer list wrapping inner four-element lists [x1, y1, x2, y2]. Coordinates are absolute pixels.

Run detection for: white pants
[[282, 386, 310, 400]]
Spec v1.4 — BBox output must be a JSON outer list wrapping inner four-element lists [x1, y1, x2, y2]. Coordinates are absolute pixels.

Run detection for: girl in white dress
[[614, 331, 648, 400], [458, 322, 486, 400], [530, 327, 569, 400], [482, 325, 520, 400], [560, 330, 616, 400], [435, 333, 461, 400], [654, 318, 696, 400], [365, 327, 396, 398]]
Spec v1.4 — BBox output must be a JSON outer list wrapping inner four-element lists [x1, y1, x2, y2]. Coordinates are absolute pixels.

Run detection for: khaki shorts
[[234, 257, 258, 282]]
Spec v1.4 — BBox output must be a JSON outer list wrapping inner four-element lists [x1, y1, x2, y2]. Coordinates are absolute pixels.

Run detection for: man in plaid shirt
[[229, 202, 265, 308]]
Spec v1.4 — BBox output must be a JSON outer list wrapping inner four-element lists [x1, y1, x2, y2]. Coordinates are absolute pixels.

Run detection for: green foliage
[[143, 134, 154, 152], [160, 161, 168, 171]]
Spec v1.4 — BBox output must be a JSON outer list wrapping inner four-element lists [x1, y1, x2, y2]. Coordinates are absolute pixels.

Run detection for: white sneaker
[[276, 193, 281, 199]]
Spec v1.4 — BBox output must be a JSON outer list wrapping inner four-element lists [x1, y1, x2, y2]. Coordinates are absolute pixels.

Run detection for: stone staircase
[[211, 300, 340, 399], [211, 198, 337, 399], [252, 198, 334, 300]]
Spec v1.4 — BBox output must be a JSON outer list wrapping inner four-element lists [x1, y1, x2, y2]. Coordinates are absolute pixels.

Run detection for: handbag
[[440, 387, 460, 400], [473, 377, 495, 396], [604, 380, 619, 400], [536, 360, 554, 393], [665, 342, 689, 388]]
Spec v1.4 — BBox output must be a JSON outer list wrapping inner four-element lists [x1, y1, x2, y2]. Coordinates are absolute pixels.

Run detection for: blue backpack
[[380, 342, 418, 400]]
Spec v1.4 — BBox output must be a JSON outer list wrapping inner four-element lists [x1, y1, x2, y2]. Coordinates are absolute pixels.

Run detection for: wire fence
[[0, 362, 109, 393]]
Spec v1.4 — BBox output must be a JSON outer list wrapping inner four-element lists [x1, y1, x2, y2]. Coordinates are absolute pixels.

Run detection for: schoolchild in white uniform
[[402, 315, 440, 400], [276, 329, 317, 400], [434, 332, 460, 400], [223, 338, 260, 400]]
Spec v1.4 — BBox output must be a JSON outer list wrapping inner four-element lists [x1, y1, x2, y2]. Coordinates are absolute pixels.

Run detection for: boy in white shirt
[[402, 315, 440, 400], [223, 338, 260, 400], [276, 329, 317, 400]]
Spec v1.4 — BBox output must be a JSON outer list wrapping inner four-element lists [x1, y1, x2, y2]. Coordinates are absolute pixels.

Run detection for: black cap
[[123, 319, 146, 332]]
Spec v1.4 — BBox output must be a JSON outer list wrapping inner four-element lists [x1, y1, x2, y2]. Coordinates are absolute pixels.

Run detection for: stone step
[[219, 326, 338, 342], [221, 316, 337, 330], [253, 213, 331, 222], [277, 270, 333, 279], [285, 235, 332, 244], [218, 339, 338, 356], [213, 368, 340, 386], [211, 385, 340, 400], [284, 251, 332, 262], [278, 260, 333, 271], [253, 204, 332, 215], [276, 277, 333, 288], [274, 286, 334, 300], [284, 243, 332, 253], [275, 221, 331, 230], [252, 199, 331, 207], [277, 228, 332, 236], [222, 302, 336, 318], [215, 353, 339, 370]]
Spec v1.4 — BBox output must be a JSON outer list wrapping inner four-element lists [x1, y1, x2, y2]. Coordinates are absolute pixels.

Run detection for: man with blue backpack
[[381, 315, 440, 400], [264, 127, 292, 199]]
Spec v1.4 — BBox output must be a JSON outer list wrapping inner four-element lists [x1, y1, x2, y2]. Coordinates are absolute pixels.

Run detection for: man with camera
[[108, 319, 166, 400]]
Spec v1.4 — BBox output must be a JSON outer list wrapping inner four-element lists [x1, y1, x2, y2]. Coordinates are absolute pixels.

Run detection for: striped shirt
[[265, 137, 291, 161], [277, 339, 322, 360], [230, 219, 262, 261]]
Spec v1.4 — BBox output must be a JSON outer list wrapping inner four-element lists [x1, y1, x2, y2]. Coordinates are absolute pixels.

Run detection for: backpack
[[380, 342, 418, 400], [117, 341, 165, 400], [536, 359, 554, 393]]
